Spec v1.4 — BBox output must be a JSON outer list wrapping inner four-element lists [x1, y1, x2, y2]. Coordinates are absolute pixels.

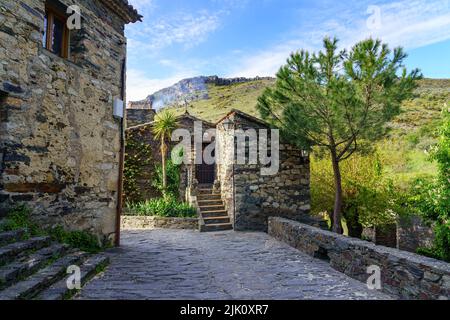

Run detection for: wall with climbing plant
[[124, 114, 215, 204], [124, 125, 159, 204]]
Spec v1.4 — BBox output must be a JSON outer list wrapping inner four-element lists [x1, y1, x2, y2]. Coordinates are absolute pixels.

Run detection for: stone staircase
[[197, 185, 233, 232], [0, 228, 109, 300]]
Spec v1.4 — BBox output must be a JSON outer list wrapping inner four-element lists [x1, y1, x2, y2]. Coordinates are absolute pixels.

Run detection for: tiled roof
[[100, 0, 143, 23]]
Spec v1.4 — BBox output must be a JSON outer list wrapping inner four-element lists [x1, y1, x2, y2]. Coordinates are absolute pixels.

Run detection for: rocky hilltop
[[130, 76, 274, 110]]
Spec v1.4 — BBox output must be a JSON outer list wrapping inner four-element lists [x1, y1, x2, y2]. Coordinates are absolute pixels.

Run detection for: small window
[[43, 5, 69, 58]]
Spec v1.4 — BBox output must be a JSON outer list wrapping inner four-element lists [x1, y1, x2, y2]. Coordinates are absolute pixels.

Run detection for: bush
[[152, 159, 181, 198], [126, 198, 197, 218], [412, 108, 450, 262], [311, 151, 403, 236]]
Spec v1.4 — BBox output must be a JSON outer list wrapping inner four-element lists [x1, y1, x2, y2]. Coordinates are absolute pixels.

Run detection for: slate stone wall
[[397, 215, 435, 253], [269, 217, 450, 300], [126, 108, 155, 128], [215, 112, 314, 232], [0, 0, 130, 243]]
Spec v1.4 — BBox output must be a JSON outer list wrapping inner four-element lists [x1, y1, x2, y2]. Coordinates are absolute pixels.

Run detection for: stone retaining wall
[[121, 216, 198, 230], [269, 217, 450, 300]]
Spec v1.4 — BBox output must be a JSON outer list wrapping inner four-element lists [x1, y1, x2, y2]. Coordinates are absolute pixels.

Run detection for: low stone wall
[[269, 217, 450, 300], [121, 216, 198, 230], [397, 215, 435, 253]]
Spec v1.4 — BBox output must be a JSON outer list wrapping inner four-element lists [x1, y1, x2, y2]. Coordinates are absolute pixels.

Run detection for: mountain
[[129, 76, 275, 120]]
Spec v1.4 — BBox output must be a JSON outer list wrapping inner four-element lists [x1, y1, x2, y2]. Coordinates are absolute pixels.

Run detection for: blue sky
[[125, 0, 450, 102]]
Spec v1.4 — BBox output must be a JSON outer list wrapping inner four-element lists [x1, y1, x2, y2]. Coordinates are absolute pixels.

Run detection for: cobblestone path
[[77, 230, 392, 300]]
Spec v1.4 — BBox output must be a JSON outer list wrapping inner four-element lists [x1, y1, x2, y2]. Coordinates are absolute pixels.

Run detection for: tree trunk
[[161, 138, 167, 190], [331, 150, 343, 234]]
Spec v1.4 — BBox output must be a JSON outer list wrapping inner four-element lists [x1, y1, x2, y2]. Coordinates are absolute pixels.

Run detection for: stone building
[[0, 0, 141, 244], [126, 109, 320, 232], [126, 101, 155, 128]]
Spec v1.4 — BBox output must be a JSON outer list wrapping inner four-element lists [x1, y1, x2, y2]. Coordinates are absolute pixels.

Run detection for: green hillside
[[381, 79, 449, 185], [162, 78, 448, 183], [164, 78, 275, 122]]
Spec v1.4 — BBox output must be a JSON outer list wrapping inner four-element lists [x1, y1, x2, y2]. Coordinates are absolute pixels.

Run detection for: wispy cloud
[[129, 10, 221, 52], [229, 0, 450, 77]]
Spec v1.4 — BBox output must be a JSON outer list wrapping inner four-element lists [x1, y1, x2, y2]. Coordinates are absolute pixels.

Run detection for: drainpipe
[[115, 58, 126, 247]]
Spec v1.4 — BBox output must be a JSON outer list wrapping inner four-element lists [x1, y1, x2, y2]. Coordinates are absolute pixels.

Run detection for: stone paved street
[[76, 230, 392, 300]]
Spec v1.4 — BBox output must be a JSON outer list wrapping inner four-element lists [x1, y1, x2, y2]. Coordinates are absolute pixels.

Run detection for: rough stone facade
[[126, 101, 155, 128], [269, 217, 450, 300], [121, 216, 198, 230], [362, 216, 435, 254], [397, 215, 435, 253], [125, 109, 315, 232], [0, 0, 139, 243], [216, 111, 315, 232]]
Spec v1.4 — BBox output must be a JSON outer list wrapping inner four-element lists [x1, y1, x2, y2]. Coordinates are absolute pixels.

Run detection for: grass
[[0, 204, 103, 253]]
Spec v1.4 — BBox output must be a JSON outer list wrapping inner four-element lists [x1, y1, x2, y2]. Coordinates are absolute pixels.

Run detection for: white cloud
[[228, 0, 450, 78], [127, 10, 221, 53]]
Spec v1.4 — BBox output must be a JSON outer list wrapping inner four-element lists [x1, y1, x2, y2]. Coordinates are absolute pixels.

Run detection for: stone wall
[[121, 215, 198, 230], [126, 108, 155, 128], [216, 112, 313, 232], [269, 217, 450, 300], [397, 215, 435, 253], [215, 120, 235, 224], [0, 0, 132, 243]]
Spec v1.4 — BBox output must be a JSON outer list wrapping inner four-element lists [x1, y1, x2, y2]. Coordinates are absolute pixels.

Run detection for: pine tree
[[257, 37, 421, 233]]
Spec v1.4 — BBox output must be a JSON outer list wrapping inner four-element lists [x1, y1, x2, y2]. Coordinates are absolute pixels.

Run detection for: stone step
[[199, 204, 226, 211], [200, 209, 228, 215], [200, 223, 233, 232], [36, 254, 110, 300], [0, 229, 26, 247], [0, 251, 89, 300], [197, 199, 223, 205], [0, 243, 68, 290], [203, 216, 231, 225], [197, 196, 222, 202], [0, 236, 51, 266], [201, 211, 229, 218], [197, 191, 220, 196]]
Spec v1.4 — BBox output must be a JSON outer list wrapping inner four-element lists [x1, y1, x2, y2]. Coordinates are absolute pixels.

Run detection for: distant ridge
[[129, 76, 274, 110]]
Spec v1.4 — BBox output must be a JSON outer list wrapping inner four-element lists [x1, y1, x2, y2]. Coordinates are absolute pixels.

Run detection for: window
[[43, 5, 69, 58]]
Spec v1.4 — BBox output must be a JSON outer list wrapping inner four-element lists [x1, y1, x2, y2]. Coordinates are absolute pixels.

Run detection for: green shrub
[[412, 109, 450, 262], [311, 151, 405, 236], [152, 159, 181, 198], [126, 198, 197, 218]]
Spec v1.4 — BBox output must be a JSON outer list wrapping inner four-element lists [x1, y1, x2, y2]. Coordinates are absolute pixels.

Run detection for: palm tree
[[152, 110, 178, 196]]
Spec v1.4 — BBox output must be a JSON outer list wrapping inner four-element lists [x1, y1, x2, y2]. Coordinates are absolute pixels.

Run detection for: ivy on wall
[[123, 129, 154, 203]]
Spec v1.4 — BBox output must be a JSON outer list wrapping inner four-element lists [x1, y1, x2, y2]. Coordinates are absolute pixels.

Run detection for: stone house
[[126, 108, 322, 232], [0, 0, 141, 244]]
